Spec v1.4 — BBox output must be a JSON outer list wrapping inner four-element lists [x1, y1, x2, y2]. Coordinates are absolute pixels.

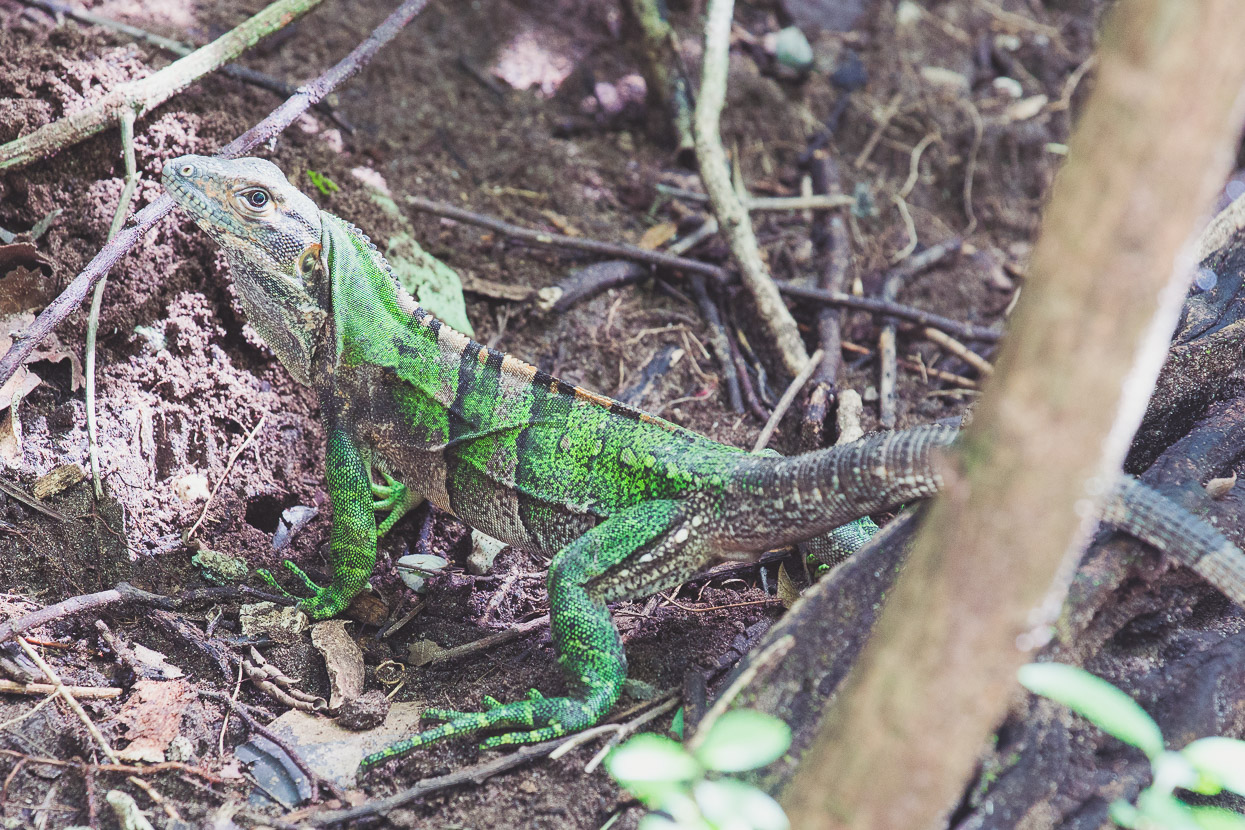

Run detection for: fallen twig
[[404, 196, 729, 283], [186, 412, 267, 540], [690, 275, 743, 413], [694, 0, 808, 377], [923, 327, 993, 377], [802, 153, 853, 447], [543, 261, 648, 313], [656, 185, 856, 212], [753, 349, 823, 453], [0, 0, 326, 171], [308, 739, 565, 825], [17, 637, 119, 762], [0, 0, 435, 393], [774, 283, 1000, 343], [0, 678, 121, 698], [841, 341, 978, 389], [86, 109, 140, 499], [426, 615, 548, 665], [0, 475, 67, 521], [0, 582, 169, 645]]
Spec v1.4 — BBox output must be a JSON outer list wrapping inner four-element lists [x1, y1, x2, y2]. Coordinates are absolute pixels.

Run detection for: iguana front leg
[[370, 468, 422, 538], [260, 425, 377, 619], [360, 498, 685, 770]]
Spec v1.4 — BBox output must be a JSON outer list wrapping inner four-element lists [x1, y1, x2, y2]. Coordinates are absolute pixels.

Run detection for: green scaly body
[[162, 155, 1245, 773]]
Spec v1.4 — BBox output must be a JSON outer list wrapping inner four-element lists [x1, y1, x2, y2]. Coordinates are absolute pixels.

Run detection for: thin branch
[[753, 349, 823, 453], [403, 196, 730, 283], [656, 185, 856, 212], [0, 0, 327, 171], [308, 739, 566, 825], [775, 282, 1000, 343], [17, 637, 119, 763], [923, 327, 993, 377], [0, 0, 435, 392], [694, 0, 808, 377], [86, 109, 140, 499], [186, 412, 267, 540], [690, 275, 743, 413]]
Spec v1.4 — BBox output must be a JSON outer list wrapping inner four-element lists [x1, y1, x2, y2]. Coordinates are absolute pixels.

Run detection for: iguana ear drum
[[298, 243, 322, 277]]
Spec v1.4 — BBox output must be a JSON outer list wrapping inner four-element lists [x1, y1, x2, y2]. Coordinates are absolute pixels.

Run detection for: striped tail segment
[[1103, 476, 1245, 606], [724, 424, 957, 552]]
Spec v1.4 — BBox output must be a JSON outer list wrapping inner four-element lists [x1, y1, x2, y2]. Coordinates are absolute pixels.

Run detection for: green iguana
[[162, 155, 1245, 771]]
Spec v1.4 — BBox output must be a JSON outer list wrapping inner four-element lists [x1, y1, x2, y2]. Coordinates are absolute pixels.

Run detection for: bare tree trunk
[[782, 3, 1245, 828]]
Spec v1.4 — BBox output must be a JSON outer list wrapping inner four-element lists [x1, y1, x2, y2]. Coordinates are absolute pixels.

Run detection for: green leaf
[[1109, 799, 1140, 829], [1183, 737, 1245, 796], [1189, 807, 1245, 830], [306, 169, 340, 195], [694, 779, 790, 830], [637, 814, 683, 830], [607, 734, 702, 787], [694, 711, 791, 773], [1017, 663, 1164, 758], [1134, 789, 1203, 830], [671, 707, 685, 740]]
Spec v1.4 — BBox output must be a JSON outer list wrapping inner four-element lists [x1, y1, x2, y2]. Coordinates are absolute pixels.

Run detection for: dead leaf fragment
[[1003, 94, 1049, 123], [115, 679, 195, 763], [311, 620, 364, 710], [32, 464, 85, 499], [1206, 472, 1237, 500], [776, 563, 801, 609], [0, 394, 22, 467], [638, 221, 678, 251], [406, 639, 448, 667]]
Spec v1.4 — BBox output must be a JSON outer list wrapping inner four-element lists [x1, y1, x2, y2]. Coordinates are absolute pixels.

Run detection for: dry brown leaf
[[0, 395, 22, 466], [406, 639, 448, 667], [638, 221, 678, 251], [115, 679, 196, 763], [0, 312, 84, 396], [777, 563, 801, 609], [540, 209, 581, 237], [0, 265, 58, 314], [310, 619, 364, 710], [1207, 472, 1237, 500]]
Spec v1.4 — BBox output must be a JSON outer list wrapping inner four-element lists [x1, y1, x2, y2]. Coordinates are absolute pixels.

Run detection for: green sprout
[[1019, 663, 1245, 830], [306, 169, 340, 196], [605, 710, 792, 830]]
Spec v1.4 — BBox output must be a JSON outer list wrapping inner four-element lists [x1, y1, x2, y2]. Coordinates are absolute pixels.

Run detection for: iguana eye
[[240, 188, 271, 211]]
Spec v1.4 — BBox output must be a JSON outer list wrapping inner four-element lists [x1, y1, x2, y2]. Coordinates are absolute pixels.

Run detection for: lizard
[[161, 154, 1245, 771]]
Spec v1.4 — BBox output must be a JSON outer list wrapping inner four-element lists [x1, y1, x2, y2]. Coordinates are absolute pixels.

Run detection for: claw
[[359, 689, 602, 771], [256, 561, 349, 619]]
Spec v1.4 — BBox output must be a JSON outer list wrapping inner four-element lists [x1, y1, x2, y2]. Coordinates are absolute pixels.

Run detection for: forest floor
[[3, 0, 1214, 827]]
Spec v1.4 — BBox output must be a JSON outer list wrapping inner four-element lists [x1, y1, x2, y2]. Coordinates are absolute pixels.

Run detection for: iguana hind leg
[[360, 499, 685, 770]]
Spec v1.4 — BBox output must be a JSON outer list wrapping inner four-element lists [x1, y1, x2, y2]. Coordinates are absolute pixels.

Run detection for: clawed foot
[[359, 689, 602, 771], [257, 560, 350, 619], [370, 470, 421, 538]]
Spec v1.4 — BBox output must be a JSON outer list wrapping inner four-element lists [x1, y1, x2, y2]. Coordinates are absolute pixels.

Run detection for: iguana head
[[162, 155, 328, 385]]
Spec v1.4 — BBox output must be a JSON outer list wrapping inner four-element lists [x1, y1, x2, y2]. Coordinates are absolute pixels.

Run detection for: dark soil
[[4, 0, 1233, 828]]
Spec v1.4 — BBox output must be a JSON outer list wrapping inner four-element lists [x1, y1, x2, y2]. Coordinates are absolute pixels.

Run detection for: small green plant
[[1019, 663, 1245, 830], [605, 709, 791, 830], [306, 169, 340, 195]]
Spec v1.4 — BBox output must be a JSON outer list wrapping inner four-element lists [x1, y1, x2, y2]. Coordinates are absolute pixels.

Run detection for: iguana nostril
[[180, 164, 194, 176]]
